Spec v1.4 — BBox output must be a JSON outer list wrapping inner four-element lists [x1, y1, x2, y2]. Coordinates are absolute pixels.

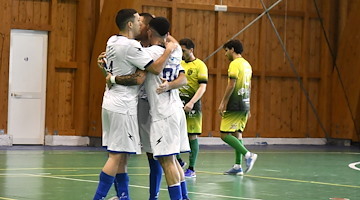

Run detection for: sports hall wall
[[0, 0, 359, 143]]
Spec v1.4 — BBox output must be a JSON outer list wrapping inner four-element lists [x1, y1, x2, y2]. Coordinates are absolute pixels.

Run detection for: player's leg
[[147, 152, 162, 200], [95, 110, 140, 200], [235, 112, 257, 173], [151, 110, 186, 200], [158, 155, 182, 200], [93, 153, 127, 200], [220, 111, 247, 175], [175, 157, 190, 200], [93, 109, 116, 200], [138, 98, 162, 200], [185, 109, 202, 178], [220, 111, 257, 174], [177, 108, 191, 199]]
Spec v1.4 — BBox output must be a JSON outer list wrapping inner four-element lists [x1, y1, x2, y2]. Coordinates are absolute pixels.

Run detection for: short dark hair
[[179, 38, 195, 49], [140, 13, 154, 25], [223, 39, 243, 54], [149, 17, 170, 36], [115, 9, 137, 31]]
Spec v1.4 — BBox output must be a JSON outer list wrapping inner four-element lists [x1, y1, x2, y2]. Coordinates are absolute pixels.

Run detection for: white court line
[[348, 161, 360, 171], [2, 173, 263, 200]]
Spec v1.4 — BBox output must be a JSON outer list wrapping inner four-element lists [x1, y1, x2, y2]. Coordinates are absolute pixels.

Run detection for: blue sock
[[168, 184, 182, 200], [148, 158, 162, 200], [180, 181, 189, 199], [93, 171, 115, 200], [115, 173, 130, 199], [114, 178, 119, 197]]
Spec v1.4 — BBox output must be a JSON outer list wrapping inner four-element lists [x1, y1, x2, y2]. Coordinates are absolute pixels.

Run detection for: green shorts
[[220, 111, 249, 133], [185, 110, 202, 135]]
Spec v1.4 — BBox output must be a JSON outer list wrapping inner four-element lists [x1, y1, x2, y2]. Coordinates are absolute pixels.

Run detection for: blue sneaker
[[223, 165, 244, 175], [184, 168, 196, 178], [245, 153, 258, 173]]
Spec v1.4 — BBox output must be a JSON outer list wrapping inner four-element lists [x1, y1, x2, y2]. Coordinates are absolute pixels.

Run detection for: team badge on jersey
[[187, 69, 193, 75]]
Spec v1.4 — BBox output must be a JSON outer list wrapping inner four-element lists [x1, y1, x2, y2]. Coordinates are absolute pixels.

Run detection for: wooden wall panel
[[308, 19, 321, 75], [176, 9, 216, 63], [263, 78, 302, 137], [0, 0, 11, 132], [264, 16, 302, 75], [245, 76, 259, 136], [46, 0, 79, 135], [55, 69, 75, 134], [11, 0, 51, 30], [202, 74, 216, 136], [332, 0, 360, 142], [142, 6, 171, 21], [2, 0, 356, 142], [178, 0, 215, 4], [307, 79, 321, 137]]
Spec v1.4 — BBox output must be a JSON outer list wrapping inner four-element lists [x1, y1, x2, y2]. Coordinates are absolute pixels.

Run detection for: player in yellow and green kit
[[177, 38, 208, 178], [218, 39, 257, 175]]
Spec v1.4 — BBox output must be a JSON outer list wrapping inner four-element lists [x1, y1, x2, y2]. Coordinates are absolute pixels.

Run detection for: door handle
[[11, 93, 21, 98]]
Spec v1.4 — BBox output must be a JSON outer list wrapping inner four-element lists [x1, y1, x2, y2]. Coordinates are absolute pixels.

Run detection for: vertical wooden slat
[[45, 0, 58, 135], [318, 0, 336, 138], [171, 0, 178, 38], [257, 16, 267, 137], [332, 0, 360, 142], [212, 4, 224, 137], [0, 0, 12, 133], [11, 0, 19, 23], [73, 0, 95, 136], [300, 0, 309, 137]]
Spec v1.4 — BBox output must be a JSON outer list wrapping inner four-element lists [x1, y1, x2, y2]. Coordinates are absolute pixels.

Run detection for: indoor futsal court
[[0, 0, 360, 200], [0, 145, 359, 199]]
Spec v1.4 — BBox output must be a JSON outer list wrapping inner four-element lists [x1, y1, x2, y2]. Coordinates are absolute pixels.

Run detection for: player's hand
[[165, 41, 177, 52], [156, 78, 170, 94], [218, 103, 226, 117], [97, 52, 106, 70], [184, 102, 194, 112]]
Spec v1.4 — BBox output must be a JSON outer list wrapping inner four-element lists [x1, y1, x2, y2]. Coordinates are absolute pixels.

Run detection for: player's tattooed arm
[[107, 69, 147, 86]]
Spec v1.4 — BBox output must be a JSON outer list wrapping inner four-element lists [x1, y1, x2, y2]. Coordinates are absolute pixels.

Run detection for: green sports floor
[[0, 145, 359, 200]]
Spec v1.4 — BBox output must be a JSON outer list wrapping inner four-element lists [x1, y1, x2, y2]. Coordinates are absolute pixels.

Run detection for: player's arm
[[166, 34, 179, 44], [184, 83, 207, 112], [156, 72, 187, 94], [97, 51, 113, 88], [107, 69, 147, 86], [218, 78, 236, 116], [146, 41, 177, 75]]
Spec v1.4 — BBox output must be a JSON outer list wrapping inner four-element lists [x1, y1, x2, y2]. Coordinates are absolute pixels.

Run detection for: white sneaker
[[245, 153, 258, 173]]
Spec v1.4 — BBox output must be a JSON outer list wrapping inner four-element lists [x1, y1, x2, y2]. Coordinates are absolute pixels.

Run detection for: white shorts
[[150, 106, 190, 157], [102, 108, 141, 154], [138, 98, 152, 153], [178, 107, 190, 153]]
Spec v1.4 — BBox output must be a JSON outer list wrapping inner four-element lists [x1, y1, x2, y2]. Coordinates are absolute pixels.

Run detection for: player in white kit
[[93, 9, 176, 200], [106, 17, 191, 200]]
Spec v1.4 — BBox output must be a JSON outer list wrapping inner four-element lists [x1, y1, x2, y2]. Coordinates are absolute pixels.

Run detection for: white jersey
[[143, 44, 184, 121], [102, 35, 153, 115]]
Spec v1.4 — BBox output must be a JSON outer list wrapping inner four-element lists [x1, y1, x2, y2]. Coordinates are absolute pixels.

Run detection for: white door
[[8, 30, 48, 144]]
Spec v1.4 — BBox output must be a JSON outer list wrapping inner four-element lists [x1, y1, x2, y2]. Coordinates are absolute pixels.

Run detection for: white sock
[[245, 152, 251, 159], [233, 164, 242, 169]]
